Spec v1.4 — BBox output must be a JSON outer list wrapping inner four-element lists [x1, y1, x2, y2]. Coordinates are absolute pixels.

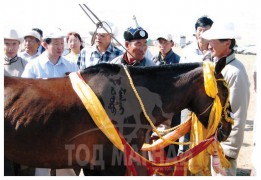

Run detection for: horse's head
[[213, 57, 233, 141], [195, 57, 233, 142]]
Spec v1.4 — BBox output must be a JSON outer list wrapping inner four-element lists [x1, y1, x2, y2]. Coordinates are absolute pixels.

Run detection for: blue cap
[[124, 27, 148, 41]]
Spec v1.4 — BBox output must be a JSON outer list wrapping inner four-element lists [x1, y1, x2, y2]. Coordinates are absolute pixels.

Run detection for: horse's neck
[[177, 71, 201, 110], [81, 64, 203, 125], [146, 68, 202, 115], [177, 69, 212, 127]]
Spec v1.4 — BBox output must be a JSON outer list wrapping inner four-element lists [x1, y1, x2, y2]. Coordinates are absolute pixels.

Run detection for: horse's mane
[[81, 63, 203, 77]]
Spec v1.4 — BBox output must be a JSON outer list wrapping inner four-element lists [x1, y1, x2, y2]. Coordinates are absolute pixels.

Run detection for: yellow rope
[[122, 65, 160, 134], [69, 62, 234, 175], [122, 65, 184, 145], [68, 71, 207, 168]]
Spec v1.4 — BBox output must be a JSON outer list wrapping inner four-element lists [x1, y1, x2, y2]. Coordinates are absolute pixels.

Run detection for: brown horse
[[4, 57, 232, 175]]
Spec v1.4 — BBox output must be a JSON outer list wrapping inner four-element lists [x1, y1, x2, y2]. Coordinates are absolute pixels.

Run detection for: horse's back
[[4, 76, 104, 168], [4, 76, 79, 125]]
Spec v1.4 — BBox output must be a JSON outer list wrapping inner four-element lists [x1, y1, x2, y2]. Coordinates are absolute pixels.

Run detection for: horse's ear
[[215, 57, 227, 75]]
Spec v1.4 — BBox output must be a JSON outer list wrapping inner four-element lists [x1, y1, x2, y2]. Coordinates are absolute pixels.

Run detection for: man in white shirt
[[179, 16, 214, 63], [19, 31, 41, 62], [22, 29, 78, 176], [178, 16, 214, 155], [22, 29, 78, 79]]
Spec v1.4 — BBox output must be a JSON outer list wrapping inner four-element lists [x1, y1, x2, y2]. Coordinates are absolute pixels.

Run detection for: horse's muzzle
[[217, 121, 232, 142]]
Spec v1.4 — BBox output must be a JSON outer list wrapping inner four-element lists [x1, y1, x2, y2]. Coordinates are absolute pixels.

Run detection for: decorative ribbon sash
[[69, 72, 124, 151], [68, 67, 224, 176], [188, 61, 232, 175]]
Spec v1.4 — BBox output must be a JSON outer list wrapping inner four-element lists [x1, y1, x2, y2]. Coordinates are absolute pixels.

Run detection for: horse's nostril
[[217, 128, 229, 142]]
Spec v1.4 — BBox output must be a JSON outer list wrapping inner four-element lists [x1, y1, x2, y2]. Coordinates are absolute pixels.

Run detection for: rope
[[70, 61, 233, 175], [122, 65, 194, 145], [69, 71, 215, 175], [123, 65, 192, 145], [199, 102, 214, 116], [122, 65, 164, 138]]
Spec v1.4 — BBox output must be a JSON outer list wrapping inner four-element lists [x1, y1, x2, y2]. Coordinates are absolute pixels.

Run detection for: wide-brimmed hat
[[43, 28, 65, 39], [202, 22, 241, 40], [124, 26, 148, 41], [89, 21, 118, 36], [4, 29, 22, 43], [157, 33, 173, 41], [24, 30, 41, 41]]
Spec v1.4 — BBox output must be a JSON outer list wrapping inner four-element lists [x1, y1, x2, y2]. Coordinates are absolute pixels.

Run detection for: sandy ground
[[163, 47, 257, 176]]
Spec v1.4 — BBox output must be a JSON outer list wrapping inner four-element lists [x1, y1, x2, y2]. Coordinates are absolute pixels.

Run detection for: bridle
[[197, 78, 234, 127]]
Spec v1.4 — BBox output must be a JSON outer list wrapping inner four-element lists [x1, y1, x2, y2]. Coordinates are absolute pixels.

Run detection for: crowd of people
[[4, 15, 254, 176]]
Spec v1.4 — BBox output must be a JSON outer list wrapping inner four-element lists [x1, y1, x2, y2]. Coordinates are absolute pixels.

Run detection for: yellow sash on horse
[[68, 71, 212, 172], [69, 72, 124, 152], [188, 61, 232, 175], [69, 62, 233, 175]]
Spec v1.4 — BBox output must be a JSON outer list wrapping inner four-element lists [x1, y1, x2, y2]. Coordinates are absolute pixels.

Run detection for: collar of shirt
[[226, 51, 236, 65], [40, 54, 65, 67], [19, 51, 39, 60], [190, 41, 203, 56], [187, 40, 204, 56], [4, 55, 18, 65], [123, 52, 134, 65], [122, 52, 146, 66], [158, 50, 176, 63], [94, 43, 114, 54]]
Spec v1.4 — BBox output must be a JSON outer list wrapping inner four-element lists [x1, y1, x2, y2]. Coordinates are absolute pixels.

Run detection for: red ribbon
[[116, 128, 214, 176]]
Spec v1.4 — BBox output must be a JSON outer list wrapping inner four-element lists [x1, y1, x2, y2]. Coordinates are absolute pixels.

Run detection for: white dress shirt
[[179, 41, 205, 63], [22, 53, 79, 78], [19, 51, 40, 62]]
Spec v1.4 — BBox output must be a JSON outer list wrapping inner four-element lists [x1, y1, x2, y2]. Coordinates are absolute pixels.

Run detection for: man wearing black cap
[[110, 26, 156, 66]]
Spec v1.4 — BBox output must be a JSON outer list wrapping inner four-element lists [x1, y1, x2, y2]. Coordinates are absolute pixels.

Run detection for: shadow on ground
[[244, 119, 254, 131], [236, 168, 251, 176]]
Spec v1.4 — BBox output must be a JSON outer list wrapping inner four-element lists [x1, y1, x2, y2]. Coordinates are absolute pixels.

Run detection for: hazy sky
[[2, 0, 257, 44]]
